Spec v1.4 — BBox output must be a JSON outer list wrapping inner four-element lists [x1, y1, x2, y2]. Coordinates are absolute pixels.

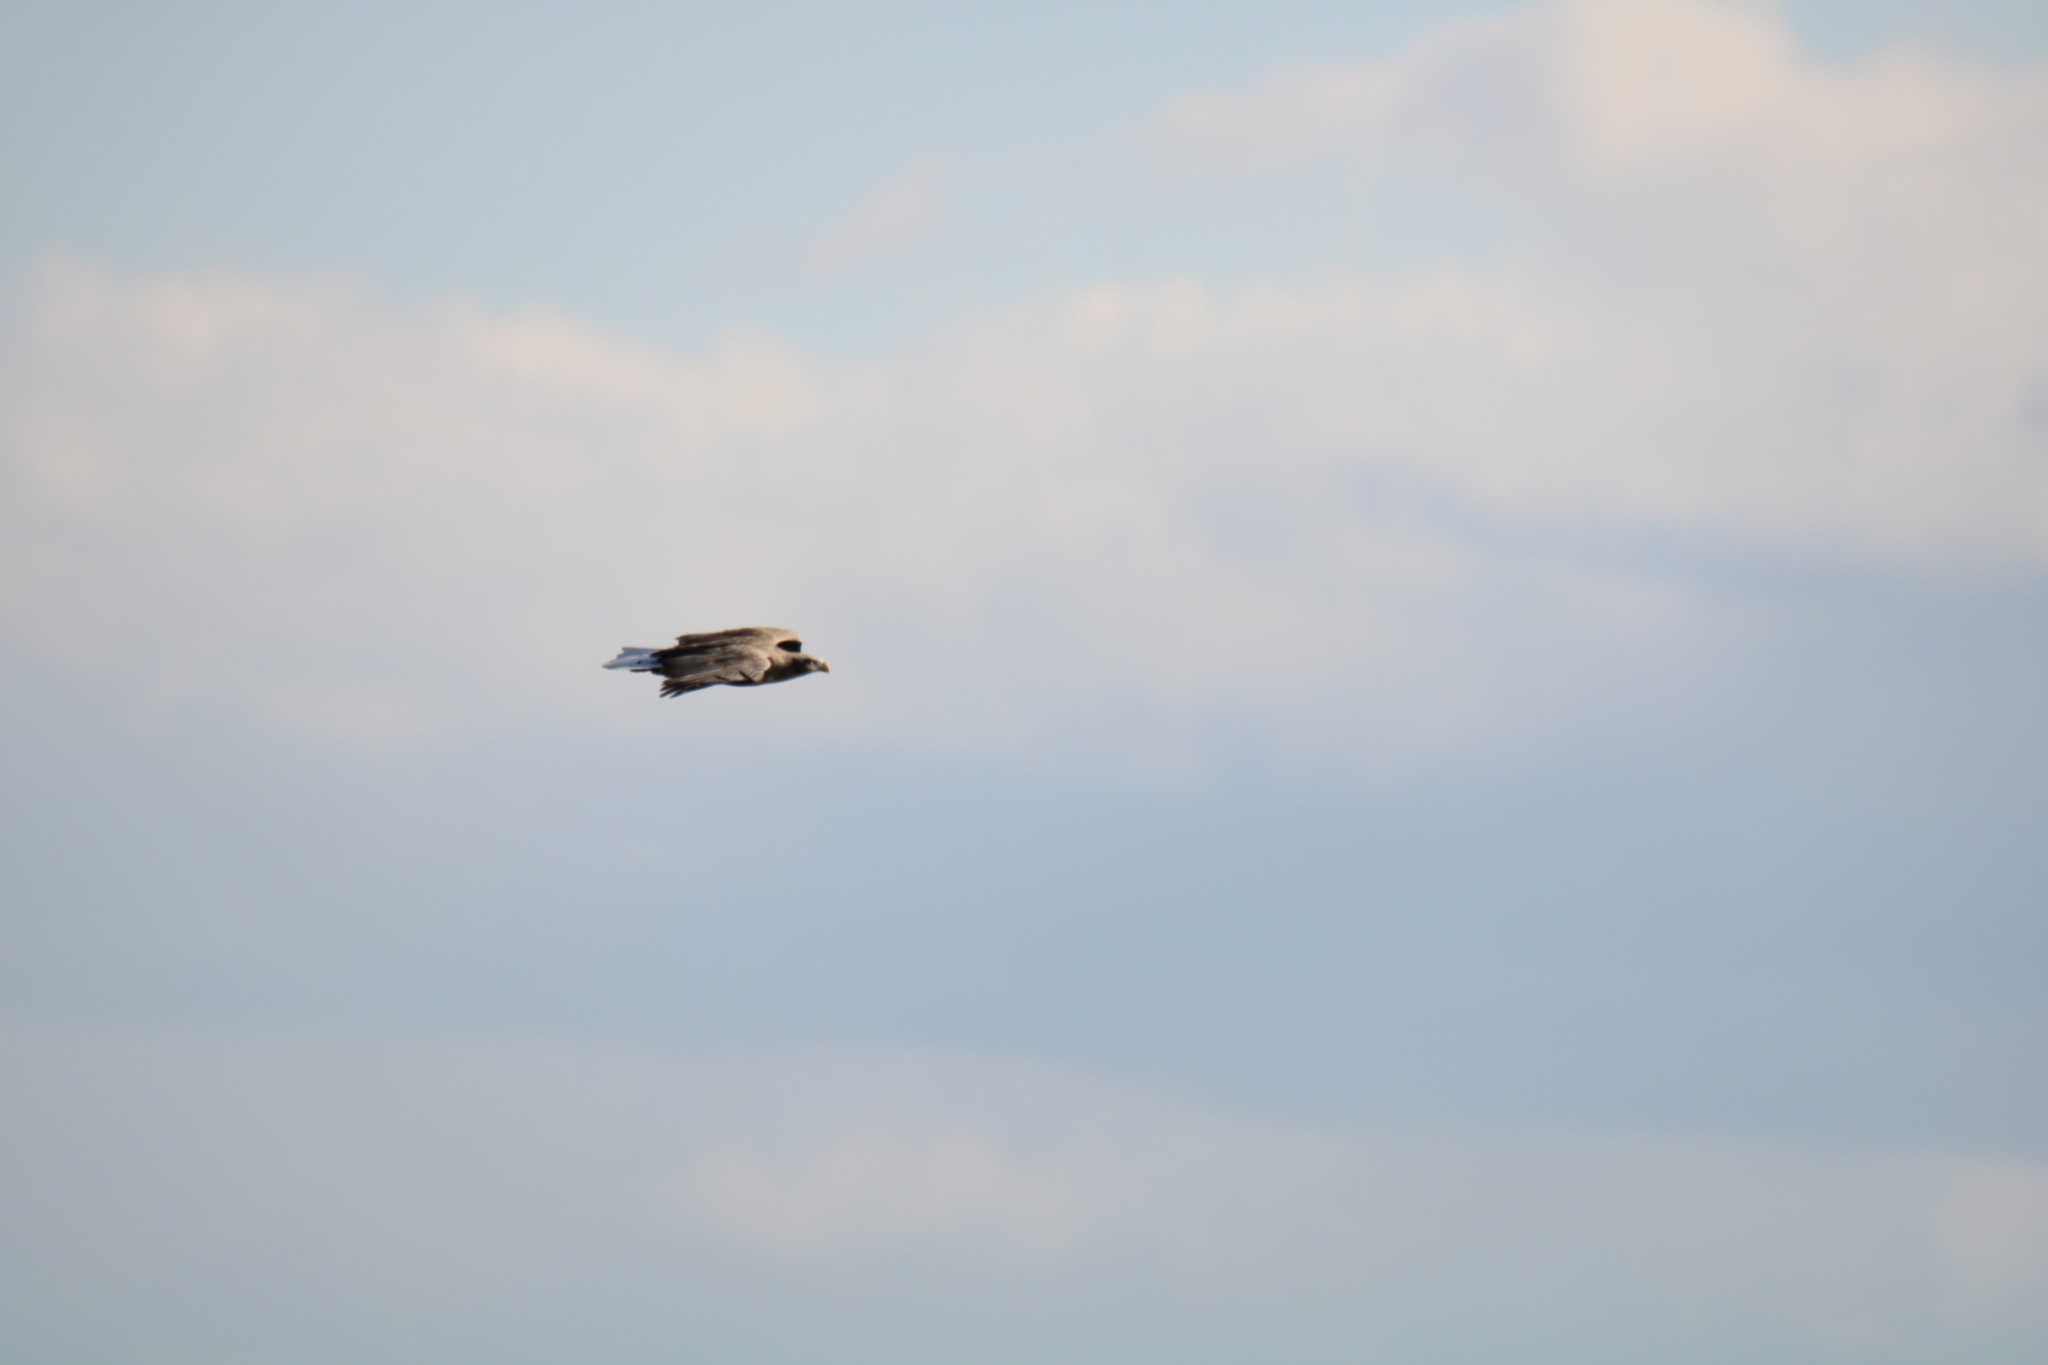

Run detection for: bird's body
[[603, 626, 830, 699]]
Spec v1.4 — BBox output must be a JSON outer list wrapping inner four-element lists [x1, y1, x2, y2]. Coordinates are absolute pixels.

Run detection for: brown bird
[[603, 627, 831, 699]]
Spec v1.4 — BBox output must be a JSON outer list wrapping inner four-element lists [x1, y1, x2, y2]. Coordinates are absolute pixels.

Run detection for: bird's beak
[[817, 660, 831, 672]]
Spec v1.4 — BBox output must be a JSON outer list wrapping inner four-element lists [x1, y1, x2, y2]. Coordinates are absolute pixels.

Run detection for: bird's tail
[[603, 646, 662, 672]]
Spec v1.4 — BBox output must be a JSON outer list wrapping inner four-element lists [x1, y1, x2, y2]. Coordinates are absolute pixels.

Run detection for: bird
[[603, 627, 831, 699]]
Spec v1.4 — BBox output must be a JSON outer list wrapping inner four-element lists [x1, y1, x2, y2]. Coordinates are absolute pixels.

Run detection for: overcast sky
[[4, 2, 2046, 1361]]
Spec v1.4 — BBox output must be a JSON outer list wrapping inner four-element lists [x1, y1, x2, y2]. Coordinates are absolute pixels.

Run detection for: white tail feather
[[604, 646, 661, 671]]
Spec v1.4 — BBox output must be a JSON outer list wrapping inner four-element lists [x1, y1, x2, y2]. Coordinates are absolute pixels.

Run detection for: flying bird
[[604, 627, 831, 699]]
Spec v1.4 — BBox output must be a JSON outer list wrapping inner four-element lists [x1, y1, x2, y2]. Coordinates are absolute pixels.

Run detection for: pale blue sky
[[4, 3, 2046, 1362]]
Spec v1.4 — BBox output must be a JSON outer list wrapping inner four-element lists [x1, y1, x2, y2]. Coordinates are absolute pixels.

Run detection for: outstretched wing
[[659, 669, 745, 698], [664, 626, 798, 653], [656, 646, 772, 699]]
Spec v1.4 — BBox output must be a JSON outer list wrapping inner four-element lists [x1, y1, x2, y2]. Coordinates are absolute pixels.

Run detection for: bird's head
[[772, 635, 831, 677]]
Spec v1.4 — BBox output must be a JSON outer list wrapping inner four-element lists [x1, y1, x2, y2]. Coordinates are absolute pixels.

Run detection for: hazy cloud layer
[[6, 6, 2041, 764], [5, 1033, 2045, 1365], [2, 5, 2044, 1363], [804, 161, 945, 275], [1157, 0, 2048, 571], [3, 258, 1727, 760]]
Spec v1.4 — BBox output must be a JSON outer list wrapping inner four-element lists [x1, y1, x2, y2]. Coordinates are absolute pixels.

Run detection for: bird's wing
[[656, 647, 772, 698], [659, 669, 745, 698], [666, 626, 794, 652]]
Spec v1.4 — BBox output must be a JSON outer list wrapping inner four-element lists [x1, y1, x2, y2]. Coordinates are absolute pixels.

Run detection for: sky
[[2, 1, 2045, 1361]]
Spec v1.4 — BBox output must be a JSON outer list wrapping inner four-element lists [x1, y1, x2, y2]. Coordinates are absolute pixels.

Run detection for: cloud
[[1160, 0, 2045, 176], [803, 161, 944, 275], [4, 1031, 2044, 1363], [0, 259, 1721, 760], [674, 1127, 1086, 1260], [1939, 1161, 2048, 1313], [1155, 0, 2048, 570], [3, 1, 2040, 763]]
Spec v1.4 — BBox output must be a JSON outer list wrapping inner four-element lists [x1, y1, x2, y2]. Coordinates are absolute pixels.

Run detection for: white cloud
[[4, 1031, 2044, 1363], [1, 259, 1719, 760], [675, 1127, 1086, 1259], [803, 161, 945, 275], [1939, 1160, 2048, 1313], [4, 2, 2040, 762], [1156, 0, 2048, 571], [1161, 0, 2044, 177]]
